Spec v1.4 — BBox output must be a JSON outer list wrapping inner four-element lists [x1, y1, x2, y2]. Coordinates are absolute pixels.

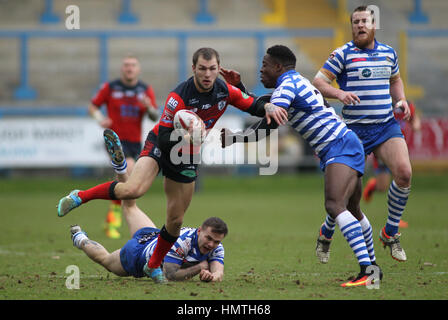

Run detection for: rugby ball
[[173, 109, 206, 145]]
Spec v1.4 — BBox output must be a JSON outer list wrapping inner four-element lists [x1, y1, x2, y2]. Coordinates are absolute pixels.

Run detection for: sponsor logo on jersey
[[217, 92, 228, 99], [361, 68, 372, 78], [360, 67, 391, 79], [153, 147, 161, 158], [241, 92, 250, 99], [188, 98, 199, 105], [202, 103, 212, 110], [167, 97, 179, 111], [218, 100, 226, 110], [112, 91, 124, 98], [175, 247, 185, 257], [272, 89, 282, 98]]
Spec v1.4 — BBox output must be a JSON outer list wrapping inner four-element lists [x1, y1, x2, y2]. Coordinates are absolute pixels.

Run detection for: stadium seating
[[0, 0, 447, 116]]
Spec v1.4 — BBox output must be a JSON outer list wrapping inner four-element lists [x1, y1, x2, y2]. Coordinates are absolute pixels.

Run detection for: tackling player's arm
[[225, 81, 288, 125], [200, 260, 224, 282], [220, 92, 285, 148], [163, 260, 209, 281], [221, 117, 278, 148]]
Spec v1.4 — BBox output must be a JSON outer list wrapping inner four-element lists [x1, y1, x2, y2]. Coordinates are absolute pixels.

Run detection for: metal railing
[[0, 28, 335, 101]]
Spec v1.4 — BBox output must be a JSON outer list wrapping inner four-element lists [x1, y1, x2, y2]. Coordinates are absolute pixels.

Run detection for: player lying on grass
[[69, 130, 226, 282], [220, 45, 381, 287]]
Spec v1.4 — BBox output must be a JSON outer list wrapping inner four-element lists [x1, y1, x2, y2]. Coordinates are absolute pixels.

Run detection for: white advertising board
[[0, 116, 245, 168]]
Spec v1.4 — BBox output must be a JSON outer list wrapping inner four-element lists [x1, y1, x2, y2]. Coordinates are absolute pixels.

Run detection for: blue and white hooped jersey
[[271, 70, 349, 157], [322, 39, 399, 125], [142, 227, 224, 266]]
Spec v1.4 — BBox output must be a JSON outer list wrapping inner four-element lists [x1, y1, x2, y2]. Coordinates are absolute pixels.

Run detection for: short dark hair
[[192, 47, 220, 66], [350, 5, 375, 24], [266, 45, 296, 69], [201, 217, 228, 236]]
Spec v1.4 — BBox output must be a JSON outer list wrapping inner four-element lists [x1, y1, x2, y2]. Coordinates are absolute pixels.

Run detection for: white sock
[[112, 160, 127, 175], [336, 210, 371, 266], [72, 232, 88, 249], [359, 213, 376, 263]]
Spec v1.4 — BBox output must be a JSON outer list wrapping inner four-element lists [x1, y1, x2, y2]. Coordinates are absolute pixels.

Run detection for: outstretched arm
[[163, 260, 209, 281], [222, 68, 288, 125], [221, 117, 279, 148], [199, 261, 224, 282]]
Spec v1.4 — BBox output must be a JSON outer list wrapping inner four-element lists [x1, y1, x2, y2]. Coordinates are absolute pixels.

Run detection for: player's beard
[[353, 29, 375, 49], [194, 75, 214, 92]]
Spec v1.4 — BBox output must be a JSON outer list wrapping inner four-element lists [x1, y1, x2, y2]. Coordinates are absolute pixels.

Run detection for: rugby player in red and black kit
[[58, 47, 288, 283], [88, 55, 158, 239]]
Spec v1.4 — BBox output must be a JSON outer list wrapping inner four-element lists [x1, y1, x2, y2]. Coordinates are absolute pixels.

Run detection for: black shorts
[[121, 140, 142, 161], [139, 131, 198, 184]]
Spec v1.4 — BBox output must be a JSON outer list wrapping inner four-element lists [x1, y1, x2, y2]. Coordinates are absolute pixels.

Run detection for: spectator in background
[[88, 54, 159, 239]]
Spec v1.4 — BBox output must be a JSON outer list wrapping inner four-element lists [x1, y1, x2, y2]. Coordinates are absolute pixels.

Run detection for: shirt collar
[[351, 38, 379, 52], [276, 69, 297, 88]]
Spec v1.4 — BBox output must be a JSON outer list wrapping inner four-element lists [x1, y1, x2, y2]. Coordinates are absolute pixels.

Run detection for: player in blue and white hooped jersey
[[312, 6, 412, 262], [69, 133, 227, 283], [220, 45, 381, 287]]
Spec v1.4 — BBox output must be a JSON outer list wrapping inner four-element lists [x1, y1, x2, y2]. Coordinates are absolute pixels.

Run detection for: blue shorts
[[119, 227, 160, 278], [348, 118, 404, 155], [319, 130, 365, 176]]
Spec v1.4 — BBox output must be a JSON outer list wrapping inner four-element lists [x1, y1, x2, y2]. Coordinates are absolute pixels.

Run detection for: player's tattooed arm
[[163, 260, 209, 281], [220, 117, 278, 148]]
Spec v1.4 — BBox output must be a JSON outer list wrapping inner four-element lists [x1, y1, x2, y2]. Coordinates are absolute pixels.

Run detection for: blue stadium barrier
[[195, 0, 215, 24], [40, 0, 60, 24], [408, 0, 429, 24], [118, 0, 139, 24], [0, 28, 335, 101], [0, 106, 88, 118]]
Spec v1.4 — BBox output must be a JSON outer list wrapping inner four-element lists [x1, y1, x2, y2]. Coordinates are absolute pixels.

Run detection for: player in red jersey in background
[[363, 101, 421, 228], [58, 47, 288, 283], [88, 54, 159, 239]]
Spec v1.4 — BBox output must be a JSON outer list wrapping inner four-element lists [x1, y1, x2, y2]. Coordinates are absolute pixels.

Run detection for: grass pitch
[[0, 172, 447, 301]]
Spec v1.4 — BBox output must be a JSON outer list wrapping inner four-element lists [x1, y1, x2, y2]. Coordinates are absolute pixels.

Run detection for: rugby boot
[[379, 227, 407, 262], [58, 190, 82, 217], [315, 228, 332, 264], [143, 264, 167, 284], [103, 129, 126, 171]]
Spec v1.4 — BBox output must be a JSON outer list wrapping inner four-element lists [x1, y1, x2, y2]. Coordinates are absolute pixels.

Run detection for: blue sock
[[320, 214, 336, 239], [385, 180, 410, 236]]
